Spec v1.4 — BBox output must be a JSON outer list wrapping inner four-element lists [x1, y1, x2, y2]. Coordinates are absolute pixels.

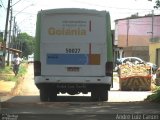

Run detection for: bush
[[146, 87, 160, 102], [0, 63, 27, 82], [17, 64, 27, 76], [0, 66, 13, 74]]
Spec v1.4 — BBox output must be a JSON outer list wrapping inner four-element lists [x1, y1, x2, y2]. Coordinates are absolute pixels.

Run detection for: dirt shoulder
[[0, 80, 15, 96], [0, 64, 27, 101], [11, 64, 39, 96]]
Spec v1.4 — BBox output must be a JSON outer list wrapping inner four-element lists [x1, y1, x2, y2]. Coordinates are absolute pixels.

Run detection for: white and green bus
[[34, 8, 113, 102]]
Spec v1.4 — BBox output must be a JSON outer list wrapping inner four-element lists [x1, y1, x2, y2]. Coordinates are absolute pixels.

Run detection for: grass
[[0, 66, 13, 74], [0, 63, 27, 82], [145, 86, 160, 102], [17, 64, 27, 77]]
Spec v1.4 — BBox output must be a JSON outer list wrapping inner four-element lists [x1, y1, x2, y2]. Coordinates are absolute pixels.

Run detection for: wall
[[115, 15, 160, 63], [123, 46, 149, 61], [118, 35, 150, 47], [149, 42, 160, 65], [116, 16, 160, 47]]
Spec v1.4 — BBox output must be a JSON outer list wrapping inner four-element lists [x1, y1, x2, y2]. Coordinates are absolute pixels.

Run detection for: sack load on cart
[[119, 63, 152, 91]]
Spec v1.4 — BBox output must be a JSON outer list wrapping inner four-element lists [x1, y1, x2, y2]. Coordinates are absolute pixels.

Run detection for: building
[[114, 14, 160, 66], [0, 42, 22, 65], [149, 38, 160, 67]]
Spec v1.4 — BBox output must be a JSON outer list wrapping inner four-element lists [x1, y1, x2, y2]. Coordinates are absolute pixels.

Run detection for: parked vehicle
[[34, 8, 113, 101], [27, 54, 34, 63], [115, 57, 158, 73]]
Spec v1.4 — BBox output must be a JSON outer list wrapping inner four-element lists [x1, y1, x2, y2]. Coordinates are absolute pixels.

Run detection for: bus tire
[[48, 87, 57, 102], [100, 90, 108, 101], [91, 85, 109, 101], [91, 90, 99, 101], [40, 88, 49, 102]]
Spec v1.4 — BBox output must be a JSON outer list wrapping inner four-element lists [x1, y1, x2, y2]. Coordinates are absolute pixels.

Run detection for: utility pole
[[7, 7, 12, 66], [126, 18, 130, 47], [151, 10, 154, 40], [2, 0, 11, 68], [12, 17, 16, 49]]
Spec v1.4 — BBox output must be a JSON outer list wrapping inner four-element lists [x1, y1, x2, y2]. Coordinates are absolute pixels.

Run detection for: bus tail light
[[34, 61, 41, 76], [106, 61, 113, 76]]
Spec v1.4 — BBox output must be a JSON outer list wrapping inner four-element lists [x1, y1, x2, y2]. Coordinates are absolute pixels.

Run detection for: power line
[[72, 0, 153, 11], [12, 10, 36, 15], [12, 0, 23, 7], [13, 3, 34, 16], [0, 0, 6, 10]]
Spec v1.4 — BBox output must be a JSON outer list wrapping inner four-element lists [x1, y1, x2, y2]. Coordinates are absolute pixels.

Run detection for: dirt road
[[1, 64, 160, 120], [1, 64, 152, 102], [11, 64, 39, 96]]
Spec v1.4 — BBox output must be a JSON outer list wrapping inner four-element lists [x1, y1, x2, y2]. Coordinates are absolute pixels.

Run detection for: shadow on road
[[1, 95, 160, 120], [2, 95, 93, 103], [1, 95, 160, 111]]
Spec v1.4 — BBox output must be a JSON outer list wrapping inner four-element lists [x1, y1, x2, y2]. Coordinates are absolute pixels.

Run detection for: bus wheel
[[100, 90, 108, 101], [91, 85, 109, 101], [48, 87, 57, 102], [40, 87, 49, 102], [91, 90, 99, 101]]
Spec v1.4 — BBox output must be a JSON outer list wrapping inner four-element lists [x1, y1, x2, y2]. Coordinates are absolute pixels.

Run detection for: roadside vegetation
[[0, 63, 27, 82], [15, 33, 35, 58], [146, 86, 160, 102]]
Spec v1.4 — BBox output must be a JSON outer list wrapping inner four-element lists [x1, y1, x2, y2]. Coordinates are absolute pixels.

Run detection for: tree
[[154, 0, 160, 9], [0, 32, 3, 42], [0, 37, 3, 42], [15, 33, 35, 57]]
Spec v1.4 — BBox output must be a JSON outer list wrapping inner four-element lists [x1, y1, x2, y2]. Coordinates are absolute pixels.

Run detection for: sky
[[0, 0, 159, 36]]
